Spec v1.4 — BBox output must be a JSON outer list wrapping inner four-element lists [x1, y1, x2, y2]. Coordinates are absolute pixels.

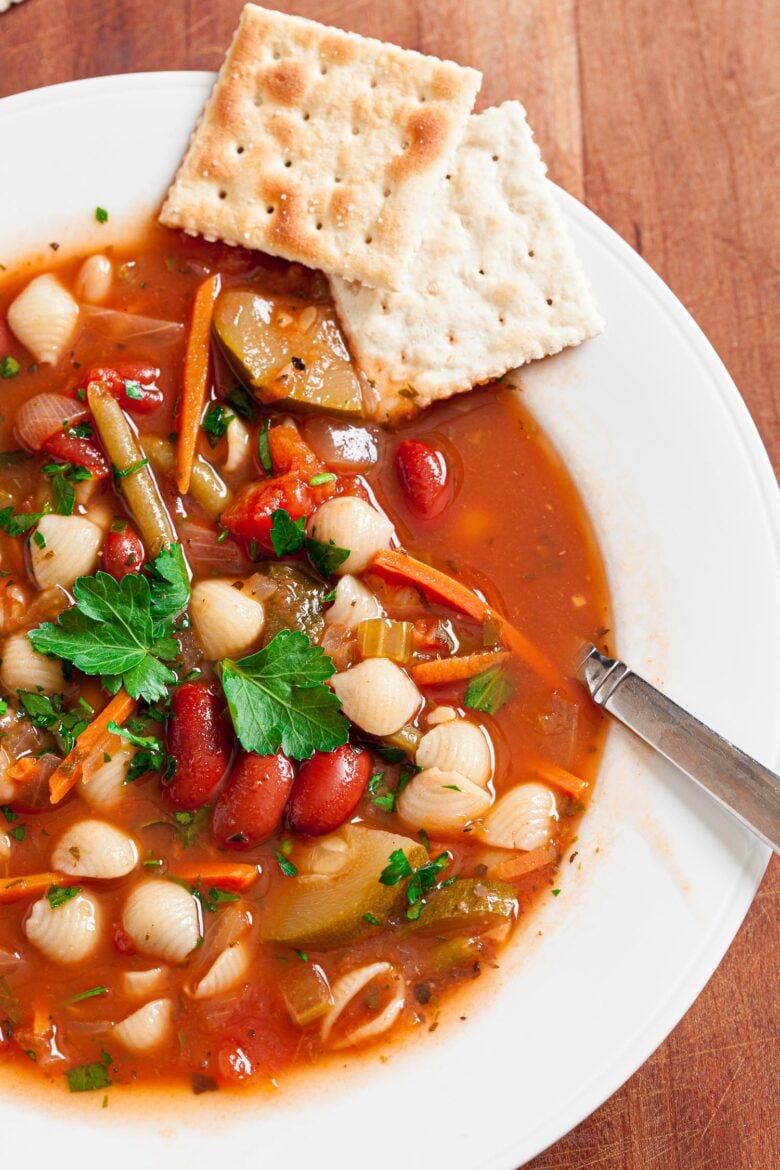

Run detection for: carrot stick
[[177, 274, 220, 496], [171, 862, 260, 892], [0, 873, 65, 905], [410, 649, 511, 685], [370, 550, 566, 693], [534, 761, 589, 800], [491, 844, 557, 882], [49, 690, 136, 805]]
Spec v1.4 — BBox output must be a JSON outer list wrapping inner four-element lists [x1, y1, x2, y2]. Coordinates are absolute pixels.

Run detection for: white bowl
[[1, 73, 778, 1169]]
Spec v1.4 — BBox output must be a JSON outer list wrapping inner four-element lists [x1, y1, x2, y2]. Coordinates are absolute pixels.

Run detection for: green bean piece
[[86, 383, 176, 556], [143, 435, 231, 519]]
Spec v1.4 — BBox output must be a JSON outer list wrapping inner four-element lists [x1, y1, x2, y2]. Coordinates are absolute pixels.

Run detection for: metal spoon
[[578, 645, 780, 854]]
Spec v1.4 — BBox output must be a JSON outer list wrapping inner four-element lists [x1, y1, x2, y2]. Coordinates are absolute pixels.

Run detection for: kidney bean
[[165, 683, 233, 810], [286, 743, 372, 836], [394, 438, 451, 520], [100, 523, 145, 580], [212, 751, 295, 849]]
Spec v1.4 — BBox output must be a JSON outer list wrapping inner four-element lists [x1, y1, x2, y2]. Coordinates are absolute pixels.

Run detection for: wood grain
[[0, 2, 777, 1166]]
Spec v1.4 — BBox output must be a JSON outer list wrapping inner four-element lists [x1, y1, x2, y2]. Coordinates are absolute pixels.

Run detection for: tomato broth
[[0, 224, 610, 1097]]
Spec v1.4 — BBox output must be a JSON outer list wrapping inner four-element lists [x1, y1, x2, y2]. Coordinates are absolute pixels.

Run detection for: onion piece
[[302, 417, 380, 470], [178, 519, 249, 577], [14, 394, 88, 452], [82, 305, 183, 345]]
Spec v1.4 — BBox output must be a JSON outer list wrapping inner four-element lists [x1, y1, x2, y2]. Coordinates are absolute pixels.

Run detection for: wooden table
[[1, 1, 777, 1164]]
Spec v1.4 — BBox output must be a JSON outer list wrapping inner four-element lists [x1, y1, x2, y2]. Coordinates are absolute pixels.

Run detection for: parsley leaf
[[275, 850, 298, 877], [201, 405, 234, 448], [270, 508, 306, 557], [305, 535, 350, 578], [379, 849, 413, 886], [42, 462, 93, 516], [66, 985, 108, 1005], [257, 418, 273, 474], [464, 665, 514, 715], [0, 357, 21, 379], [379, 849, 450, 920], [0, 501, 51, 536], [95, 207, 109, 224], [67, 1054, 112, 1092], [106, 720, 174, 783], [220, 629, 348, 759], [226, 387, 257, 422], [17, 691, 92, 755], [29, 544, 190, 704]]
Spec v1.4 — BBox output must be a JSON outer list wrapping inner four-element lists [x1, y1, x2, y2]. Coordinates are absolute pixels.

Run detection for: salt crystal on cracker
[[160, 3, 481, 290], [331, 102, 604, 421]]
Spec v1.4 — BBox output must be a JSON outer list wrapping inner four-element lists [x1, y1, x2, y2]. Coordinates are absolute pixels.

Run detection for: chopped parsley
[[29, 543, 190, 704], [1, 806, 18, 823], [66, 1050, 112, 1092], [379, 848, 451, 920], [464, 665, 514, 715], [363, 912, 380, 926], [124, 381, 143, 400], [32, 530, 46, 549], [66, 985, 108, 1005], [0, 356, 20, 379], [309, 472, 336, 486], [46, 885, 81, 909], [201, 404, 235, 448], [305, 535, 350, 578], [226, 386, 257, 422], [220, 629, 348, 759], [43, 461, 93, 516], [106, 720, 174, 783], [269, 508, 306, 557], [95, 207, 109, 224], [8, 824, 25, 842], [275, 851, 298, 877], [0, 501, 51, 537], [17, 690, 93, 755], [256, 418, 273, 474], [190, 884, 241, 913], [112, 457, 149, 480]]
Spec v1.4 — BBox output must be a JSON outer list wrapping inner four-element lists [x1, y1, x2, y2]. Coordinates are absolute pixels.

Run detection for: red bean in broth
[[212, 751, 295, 849], [287, 744, 372, 836], [165, 683, 233, 810], [302, 416, 382, 471]]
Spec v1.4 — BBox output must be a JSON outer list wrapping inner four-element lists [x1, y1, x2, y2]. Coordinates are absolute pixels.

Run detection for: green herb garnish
[[309, 472, 336, 486], [464, 665, 514, 715], [269, 508, 306, 557], [46, 885, 81, 909], [305, 535, 350, 578], [95, 207, 109, 224], [17, 690, 92, 755], [66, 985, 108, 1005], [0, 501, 51, 537], [257, 417, 273, 474], [220, 629, 348, 759], [275, 851, 298, 877], [0, 356, 21, 379], [42, 461, 93, 516], [202, 404, 235, 448], [66, 1052, 112, 1092]]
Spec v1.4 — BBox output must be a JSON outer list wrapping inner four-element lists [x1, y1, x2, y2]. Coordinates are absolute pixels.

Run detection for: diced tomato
[[221, 473, 313, 552], [267, 426, 338, 505], [165, 683, 233, 810], [214, 987, 298, 1083], [77, 363, 164, 414], [101, 523, 145, 580], [394, 438, 452, 519], [41, 427, 110, 477], [412, 615, 452, 653]]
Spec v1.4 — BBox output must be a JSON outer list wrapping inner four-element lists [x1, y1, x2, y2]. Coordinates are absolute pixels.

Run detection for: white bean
[[325, 574, 383, 630], [113, 998, 173, 1053], [477, 782, 558, 851], [122, 879, 201, 963], [416, 720, 492, 787], [190, 578, 264, 660], [396, 767, 492, 835], [7, 274, 79, 364], [426, 706, 458, 725], [51, 819, 138, 879], [190, 938, 251, 999], [308, 496, 393, 574], [29, 514, 102, 590], [1, 632, 65, 695], [74, 254, 113, 304], [24, 891, 101, 964], [0, 833, 10, 863], [222, 416, 251, 473], [331, 658, 421, 736]]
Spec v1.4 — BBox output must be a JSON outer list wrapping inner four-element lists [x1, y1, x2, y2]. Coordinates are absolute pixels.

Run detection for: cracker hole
[[365, 235, 373, 245], [380, 303, 388, 313], [284, 159, 292, 168], [419, 94, 427, 102], [316, 222, 323, 231], [445, 174, 452, 181], [383, 187, 391, 198], [303, 112, 311, 121], [498, 315, 506, 325], [236, 145, 245, 155], [334, 175, 342, 184], [320, 64, 328, 75], [254, 96, 264, 107], [218, 190, 227, 200], [272, 49, 281, 61], [400, 353, 407, 363], [492, 154, 500, 162], [266, 205, 275, 215], [401, 141, 410, 151], [352, 126, 360, 136], [370, 78, 378, 89], [528, 250, 535, 258], [448, 333, 456, 345], [546, 298, 553, 306]]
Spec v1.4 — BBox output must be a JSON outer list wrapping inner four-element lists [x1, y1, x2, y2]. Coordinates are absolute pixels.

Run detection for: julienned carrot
[[370, 549, 565, 693], [491, 844, 557, 883], [0, 873, 65, 905], [177, 273, 220, 495], [49, 690, 137, 805], [171, 862, 260, 892], [410, 649, 511, 685], [534, 761, 589, 800]]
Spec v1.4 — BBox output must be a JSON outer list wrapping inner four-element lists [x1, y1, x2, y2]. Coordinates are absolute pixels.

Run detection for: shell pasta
[[0, 223, 609, 1098]]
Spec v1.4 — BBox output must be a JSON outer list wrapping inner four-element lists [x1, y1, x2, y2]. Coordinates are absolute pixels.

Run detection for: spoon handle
[[578, 645, 780, 854]]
